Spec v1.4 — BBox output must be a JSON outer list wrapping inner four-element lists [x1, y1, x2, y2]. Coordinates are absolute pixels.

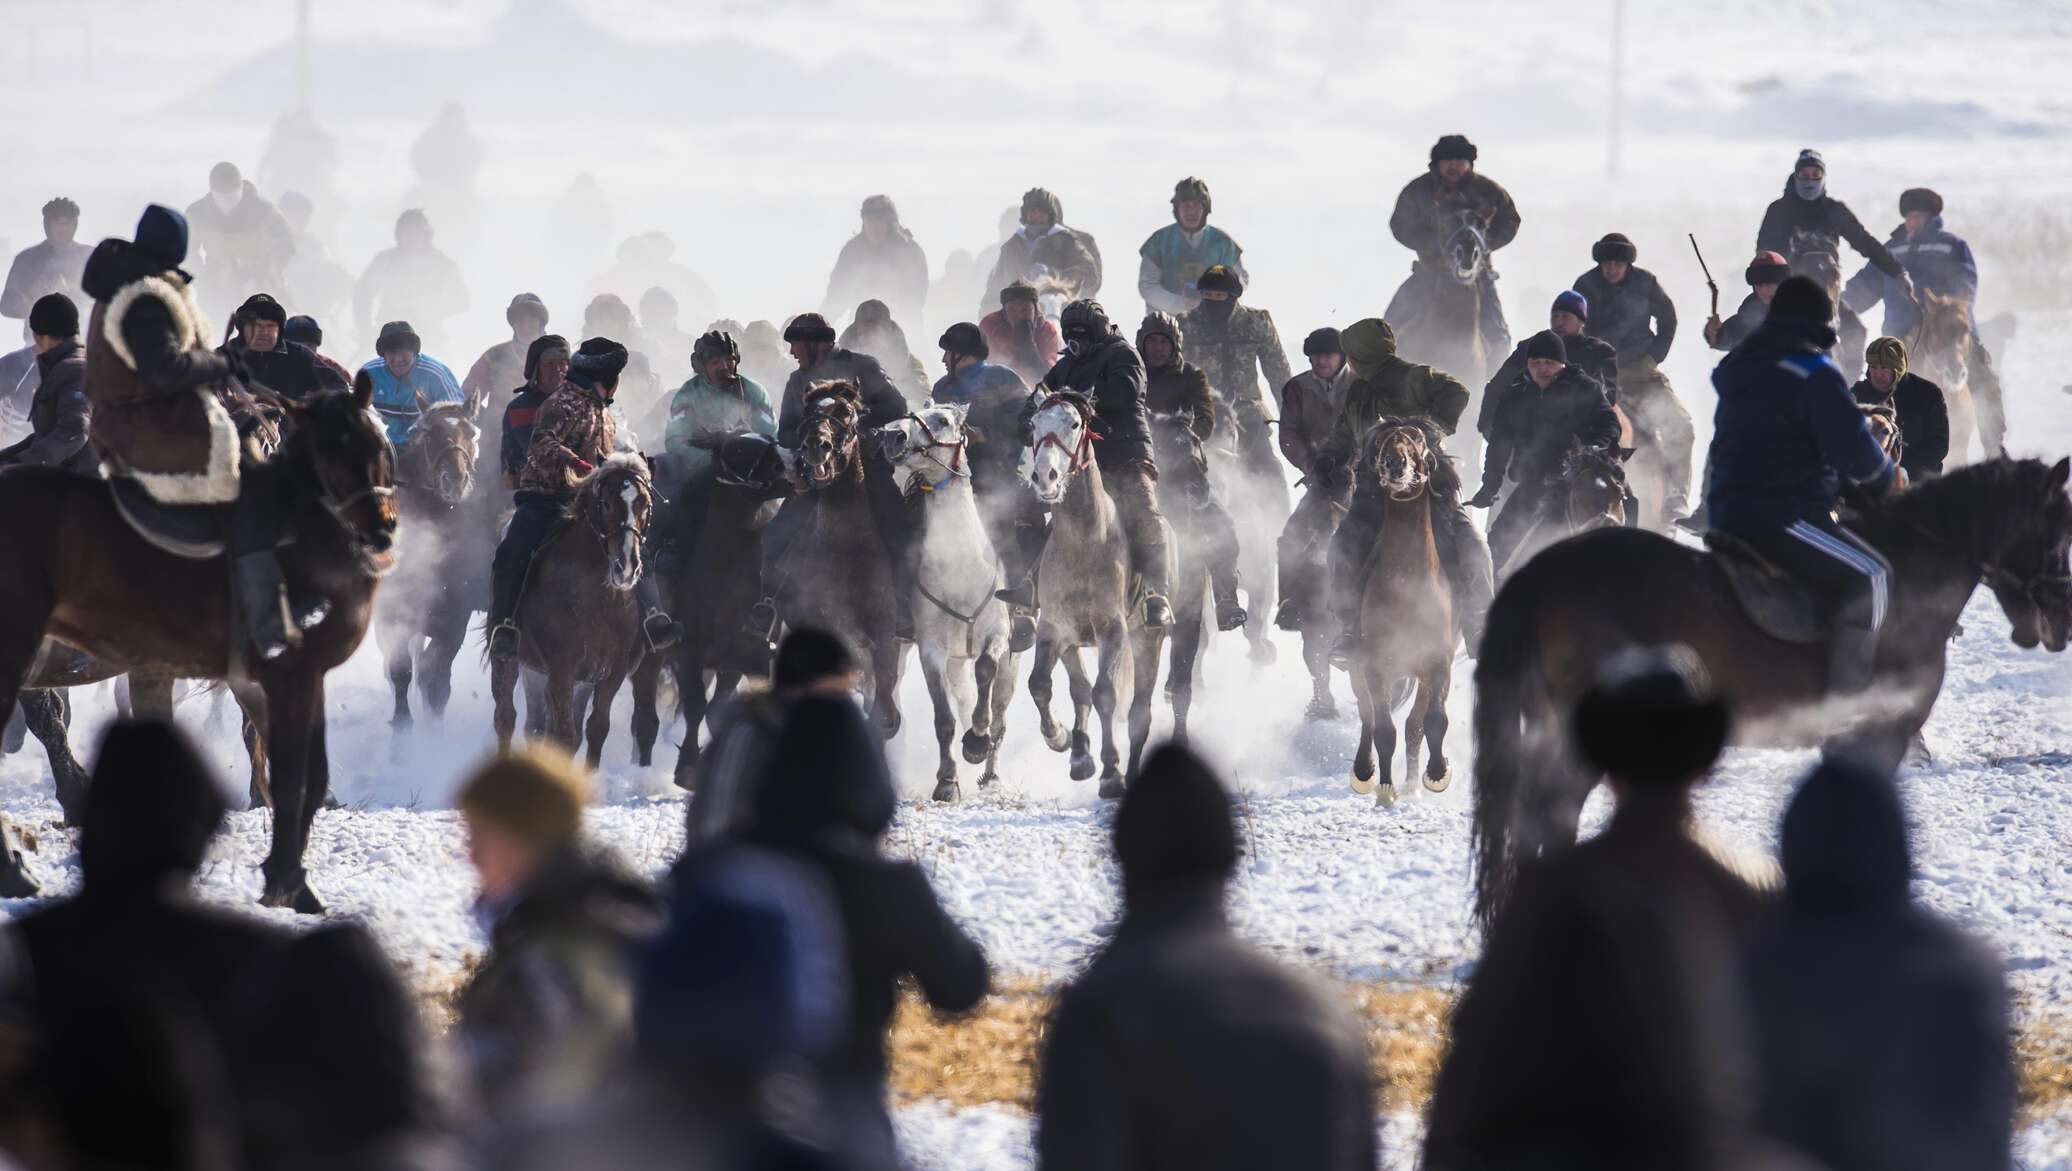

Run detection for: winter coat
[[777, 347, 908, 446], [357, 353, 463, 450], [1479, 330, 1619, 439], [183, 183, 295, 317], [83, 264, 244, 505], [1390, 170, 1522, 260], [519, 380, 619, 496], [1712, 292, 1770, 352], [463, 338, 529, 405], [1423, 801, 1769, 1171], [1574, 265, 1679, 366], [1143, 359, 1216, 481], [1278, 364, 1355, 474], [931, 359, 1031, 492], [1137, 224, 1246, 315], [1181, 302, 1291, 453], [1482, 365, 1623, 494], [1743, 764, 2014, 1171], [1706, 313, 1895, 535], [501, 383, 549, 484], [1842, 217, 1979, 339], [1, 239, 92, 319], [457, 849, 663, 1115], [979, 308, 1062, 385], [1036, 887, 1377, 1171], [1318, 356, 1470, 480], [823, 230, 930, 332], [353, 245, 471, 349], [1042, 334, 1154, 471], [233, 338, 347, 402], [1755, 179, 1903, 278], [0, 339, 95, 475], [663, 373, 774, 483], [985, 223, 1103, 307], [838, 318, 931, 403], [1851, 371, 1949, 478]]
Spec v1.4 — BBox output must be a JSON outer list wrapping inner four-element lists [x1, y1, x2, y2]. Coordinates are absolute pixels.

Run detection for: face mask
[[1794, 176, 1825, 201], [1201, 299, 1236, 324], [1065, 336, 1089, 357]]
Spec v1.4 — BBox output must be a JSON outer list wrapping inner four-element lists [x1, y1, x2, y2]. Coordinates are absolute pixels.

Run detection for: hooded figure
[[822, 195, 930, 332], [983, 186, 1103, 309], [1743, 758, 2014, 1171], [1036, 744, 1376, 1171]]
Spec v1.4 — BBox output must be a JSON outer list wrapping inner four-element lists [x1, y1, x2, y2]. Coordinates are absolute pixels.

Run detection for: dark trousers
[[1328, 489, 1493, 641], [490, 491, 567, 629], [228, 457, 284, 557], [1157, 459, 1241, 595], [1104, 461, 1173, 597], [1486, 481, 1548, 572], [1737, 515, 1890, 638]]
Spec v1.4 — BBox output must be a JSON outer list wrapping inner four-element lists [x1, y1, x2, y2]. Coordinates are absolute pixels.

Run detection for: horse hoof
[[879, 711, 902, 741], [1424, 767, 1452, 793], [977, 773, 998, 790], [960, 731, 991, 765], [1377, 782, 1399, 809], [1098, 774, 1127, 800], [291, 885, 327, 915], [931, 780, 961, 803], [1305, 699, 1338, 722], [1350, 770, 1378, 796], [1070, 754, 1097, 782], [1043, 728, 1070, 753]]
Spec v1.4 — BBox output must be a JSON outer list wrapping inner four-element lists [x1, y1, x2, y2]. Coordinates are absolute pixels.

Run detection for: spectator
[[1036, 743, 1376, 1171], [686, 626, 862, 845], [1744, 757, 2015, 1171], [455, 745, 661, 1117]]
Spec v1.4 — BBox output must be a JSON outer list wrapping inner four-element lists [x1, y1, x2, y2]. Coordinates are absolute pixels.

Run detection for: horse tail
[[1471, 566, 1539, 930]]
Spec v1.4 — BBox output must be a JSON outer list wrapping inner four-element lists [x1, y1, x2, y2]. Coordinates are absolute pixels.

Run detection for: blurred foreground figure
[[1423, 647, 1806, 1171], [1744, 757, 2015, 1171], [685, 627, 861, 846], [1037, 742, 1375, 1171]]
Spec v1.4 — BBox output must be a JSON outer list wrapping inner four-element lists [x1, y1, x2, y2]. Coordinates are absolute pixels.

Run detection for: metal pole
[[1608, 0, 1626, 178]]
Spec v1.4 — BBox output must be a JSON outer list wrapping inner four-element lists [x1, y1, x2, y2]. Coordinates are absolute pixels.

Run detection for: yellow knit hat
[[456, 744, 591, 853]]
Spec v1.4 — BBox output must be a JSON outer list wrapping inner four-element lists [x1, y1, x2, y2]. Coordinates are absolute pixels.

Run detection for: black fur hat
[[783, 313, 838, 344], [236, 292, 287, 326], [1430, 134, 1478, 166], [1591, 232, 1637, 264], [1572, 645, 1729, 785], [1899, 187, 1943, 217], [567, 337, 629, 389], [1302, 327, 1343, 357]]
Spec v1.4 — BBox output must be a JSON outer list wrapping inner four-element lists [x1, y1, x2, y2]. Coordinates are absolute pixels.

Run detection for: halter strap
[[1031, 394, 1101, 474]]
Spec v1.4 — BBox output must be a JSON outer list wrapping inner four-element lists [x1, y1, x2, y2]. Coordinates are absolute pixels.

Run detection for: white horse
[[877, 402, 1019, 801]]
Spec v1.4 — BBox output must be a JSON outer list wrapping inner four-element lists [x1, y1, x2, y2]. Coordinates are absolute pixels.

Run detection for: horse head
[[798, 379, 866, 490], [1363, 418, 1437, 501], [1861, 404, 1903, 465], [1025, 390, 1097, 505], [1906, 289, 1974, 386], [876, 401, 971, 494], [288, 372, 400, 576], [401, 397, 481, 508], [1970, 457, 2072, 652], [1787, 232, 1844, 312], [576, 452, 654, 593], [1557, 446, 1629, 533], [1437, 209, 1490, 287]]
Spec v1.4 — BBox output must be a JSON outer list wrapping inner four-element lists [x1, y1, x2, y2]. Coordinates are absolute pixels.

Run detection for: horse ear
[[352, 370, 374, 410], [463, 385, 487, 421], [2047, 456, 2070, 495], [414, 388, 432, 415]]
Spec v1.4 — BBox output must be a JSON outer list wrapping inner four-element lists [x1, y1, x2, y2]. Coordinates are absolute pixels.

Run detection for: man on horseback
[[358, 321, 462, 449], [0, 294, 93, 476], [222, 293, 346, 402], [979, 280, 1062, 385], [1001, 299, 1174, 629], [1137, 311, 1248, 632], [499, 334, 568, 491], [1704, 251, 1790, 352], [983, 187, 1103, 309], [661, 329, 775, 556], [79, 204, 322, 659], [1478, 291, 1618, 437], [1755, 149, 1910, 378], [488, 338, 683, 661], [463, 292, 551, 406], [1272, 327, 1355, 631], [933, 322, 1043, 619], [1386, 135, 1520, 355], [1852, 336, 1949, 479], [1573, 234, 1695, 523], [1314, 317, 1490, 659], [1181, 264, 1292, 490], [2, 198, 90, 324], [1842, 188, 2005, 458], [1471, 331, 1624, 573], [1707, 276, 1900, 699], [1138, 177, 1246, 317]]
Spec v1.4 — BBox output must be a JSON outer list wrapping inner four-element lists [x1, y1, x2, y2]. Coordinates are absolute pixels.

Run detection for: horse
[[1146, 408, 1218, 742], [374, 391, 491, 752], [1494, 446, 1631, 580], [779, 380, 902, 737], [490, 453, 657, 768], [1906, 289, 1981, 466], [1023, 392, 1167, 797], [1391, 208, 1504, 477], [1470, 456, 2072, 927], [1344, 420, 1459, 806], [878, 402, 1018, 801], [1788, 233, 1865, 383], [1862, 403, 1903, 466], [1203, 410, 1287, 668], [0, 375, 398, 912]]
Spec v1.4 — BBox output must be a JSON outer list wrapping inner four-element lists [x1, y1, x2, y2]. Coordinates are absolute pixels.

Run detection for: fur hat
[[1170, 176, 1212, 216], [1769, 276, 1833, 324], [1135, 310, 1183, 357], [456, 745, 590, 856], [938, 321, 988, 360], [783, 313, 838, 344], [505, 292, 549, 327], [284, 315, 322, 347], [1430, 134, 1478, 165], [568, 337, 630, 389], [1899, 187, 1943, 217], [375, 320, 421, 355], [999, 280, 1040, 307], [81, 719, 226, 891], [1745, 251, 1791, 287], [1865, 335, 1908, 376], [1525, 331, 1568, 364], [523, 333, 570, 381], [1021, 187, 1064, 224], [1551, 289, 1589, 322], [1113, 743, 1240, 901], [1196, 264, 1244, 297], [1302, 326, 1343, 358], [1591, 232, 1637, 264], [1572, 645, 1729, 785], [235, 292, 287, 326], [28, 293, 78, 339]]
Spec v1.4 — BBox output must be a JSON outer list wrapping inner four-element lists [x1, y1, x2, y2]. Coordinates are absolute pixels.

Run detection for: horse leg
[[1028, 633, 1067, 753], [380, 620, 414, 734], [630, 653, 661, 768], [1303, 625, 1338, 720], [962, 649, 998, 766], [1166, 580, 1201, 746], [236, 687, 272, 810], [1091, 625, 1127, 796], [1123, 628, 1157, 786], [21, 691, 87, 826], [1402, 673, 1431, 801], [545, 670, 580, 754], [920, 648, 959, 802], [523, 669, 549, 738], [259, 675, 323, 913], [980, 652, 1016, 788], [584, 670, 627, 772], [871, 633, 903, 741], [672, 642, 709, 791], [127, 673, 175, 721], [1349, 661, 1377, 794], [300, 689, 331, 841], [418, 599, 469, 723], [490, 655, 519, 753], [1422, 659, 1453, 792], [1062, 647, 1097, 783], [1367, 660, 1400, 808]]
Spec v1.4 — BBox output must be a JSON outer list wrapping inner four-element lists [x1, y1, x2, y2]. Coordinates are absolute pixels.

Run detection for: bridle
[[307, 425, 399, 577], [1370, 422, 1432, 501], [397, 412, 476, 506], [897, 410, 971, 492], [1031, 393, 1100, 476]]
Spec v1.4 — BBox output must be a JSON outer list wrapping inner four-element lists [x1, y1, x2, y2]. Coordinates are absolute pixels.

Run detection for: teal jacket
[[663, 373, 774, 480], [1137, 224, 1245, 314]]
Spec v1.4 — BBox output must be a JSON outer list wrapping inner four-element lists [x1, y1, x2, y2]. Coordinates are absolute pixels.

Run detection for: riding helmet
[[1059, 299, 1112, 342], [1170, 176, 1212, 215], [693, 330, 740, 364], [1570, 644, 1730, 785]]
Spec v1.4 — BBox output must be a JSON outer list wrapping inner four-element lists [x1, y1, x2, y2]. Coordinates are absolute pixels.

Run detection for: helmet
[[693, 330, 740, 364], [1170, 177, 1212, 216], [1059, 300, 1112, 343], [1135, 311, 1183, 355]]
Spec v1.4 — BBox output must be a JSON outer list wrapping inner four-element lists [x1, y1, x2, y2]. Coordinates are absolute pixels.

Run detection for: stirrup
[[488, 621, 521, 661], [1274, 598, 1304, 632], [1330, 630, 1358, 668], [643, 610, 684, 654], [746, 598, 779, 641], [1009, 610, 1037, 653]]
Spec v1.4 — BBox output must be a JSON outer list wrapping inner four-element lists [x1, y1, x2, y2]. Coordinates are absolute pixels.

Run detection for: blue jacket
[[930, 361, 1029, 486], [358, 353, 463, 448], [1842, 216, 1978, 338], [1706, 313, 1895, 534]]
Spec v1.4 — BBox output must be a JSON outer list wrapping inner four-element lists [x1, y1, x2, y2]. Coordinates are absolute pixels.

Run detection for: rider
[[2, 197, 90, 324], [822, 195, 930, 332], [357, 321, 463, 449], [80, 204, 321, 659], [1138, 311, 1248, 633], [1842, 187, 2005, 458], [1573, 233, 1694, 522], [1000, 299, 1174, 629], [1470, 331, 1624, 573], [931, 322, 1049, 642], [0, 293, 93, 475], [1708, 276, 1900, 701], [1851, 336, 1949, 479], [488, 338, 683, 660], [282, 314, 354, 387], [184, 163, 295, 329], [222, 293, 346, 401], [1181, 263, 1292, 489], [1478, 291, 1617, 439], [1138, 177, 1246, 316], [463, 292, 550, 406], [499, 334, 569, 490], [1272, 327, 1355, 631], [979, 280, 1062, 385], [353, 208, 471, 357], [1705, 251, 1791, 352], [1386, 135, 1521, 353], [1755, 149, 1910, 379], [984, 187, 1103, 309], [1314, 317, 1490, 660], [661, 329, 776, 556]]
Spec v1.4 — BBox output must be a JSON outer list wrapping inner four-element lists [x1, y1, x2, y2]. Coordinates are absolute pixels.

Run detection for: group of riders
[[0, 135, 2009, 715]]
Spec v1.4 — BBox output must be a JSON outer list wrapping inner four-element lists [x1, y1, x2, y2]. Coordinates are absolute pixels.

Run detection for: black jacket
[[778, 347, 908, 447], [1036, 887, 1376, 1171], [1756, 180, 1904, 278], [233, 338, 349, 402], [1482, 365, 1622, 493], [501, 383, 549, 483], [1143, 359, 1216, 482], [0, 339, 95, 474], [1042, 334, 1154, 470], [1573, 265, 1678, 366], [1851, 371, 1949, 477], [1479, 331, 1619, 439]]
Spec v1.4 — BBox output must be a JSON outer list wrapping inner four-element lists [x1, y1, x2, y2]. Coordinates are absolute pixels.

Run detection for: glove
[[1897, 270, 1919, 303], [1468, 486, 1499, 509]]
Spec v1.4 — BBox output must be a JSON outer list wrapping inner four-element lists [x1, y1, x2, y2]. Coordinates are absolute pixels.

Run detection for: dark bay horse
[[1494, 447, 1630, 580], [491, 453, 658, 768], [1471, 457, 2072, 925], [1347, 420, 1458, 806], [0, 377, 398, 912], [1391, 208, 1504, 479]]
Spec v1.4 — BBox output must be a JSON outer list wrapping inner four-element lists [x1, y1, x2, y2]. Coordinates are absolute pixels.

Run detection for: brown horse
[[1494, 447, 1631, 580], [1390, 208, 1502, 480], [1906, 290, 1980, 465], [1471, 456, 2072, 926], [0, 376, 398, 912], [1346, 420, 1459, 806], [491, 453, 657, 768]]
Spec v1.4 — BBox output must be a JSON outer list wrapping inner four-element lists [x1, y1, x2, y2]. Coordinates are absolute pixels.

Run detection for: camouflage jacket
[[519, 382, 619, 496], [1179, 303, 1292, 465]]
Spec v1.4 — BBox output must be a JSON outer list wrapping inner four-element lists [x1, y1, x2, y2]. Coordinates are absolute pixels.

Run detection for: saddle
[[110, 476, 227, 560], [1703, 531, 1825, 643]]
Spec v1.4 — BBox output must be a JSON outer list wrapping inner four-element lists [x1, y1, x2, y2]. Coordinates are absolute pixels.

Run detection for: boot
[[1274, 597, 1304, 632], [235, 553, 298, 661], [895, 594, 915, 643], [995, 581, 1039, 651], [643, 609, 685, 654], [1211, 567, 1247, 632], [489, 621, 521, 662]]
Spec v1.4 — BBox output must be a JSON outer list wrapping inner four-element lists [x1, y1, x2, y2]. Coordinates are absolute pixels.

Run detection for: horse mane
[[1561, 446, 1627, 486], [1865, 458, 2067, 567], [574, 451, 651, 498], [1360, 415, 1463, 501]]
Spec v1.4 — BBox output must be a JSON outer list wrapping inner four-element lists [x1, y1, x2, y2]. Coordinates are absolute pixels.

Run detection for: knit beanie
[[1525, 331, 1567, 364], [1769, 276, 1834, 324], [28, 293, 79, 339], [456, 745, 591, 856], [1551, 290, 1589, 321], [284, 315, 322, 347]]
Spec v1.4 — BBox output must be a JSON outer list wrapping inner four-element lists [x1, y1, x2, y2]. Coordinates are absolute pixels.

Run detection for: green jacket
[[663, 373, 774, 481], [1318, 356, 1469, 483]]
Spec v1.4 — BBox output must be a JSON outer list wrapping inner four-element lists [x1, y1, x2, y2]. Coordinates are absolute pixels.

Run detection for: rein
[[1032, 394, 1100, 475], [901, 411, 971, 492], [307, 445, 399, 578]]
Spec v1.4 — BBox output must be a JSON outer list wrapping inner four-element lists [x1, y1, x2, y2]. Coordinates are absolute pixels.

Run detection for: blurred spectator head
[[81, 719, 226, 895], [458, 745, 590, 900], [1113, 742, 1240, 905]]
